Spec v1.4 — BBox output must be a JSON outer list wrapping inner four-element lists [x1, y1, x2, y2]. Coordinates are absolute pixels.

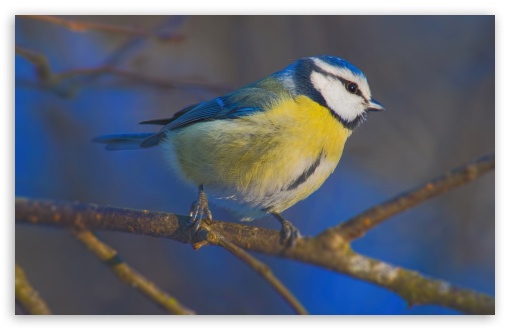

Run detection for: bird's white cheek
[[310, 71, 362, 122]]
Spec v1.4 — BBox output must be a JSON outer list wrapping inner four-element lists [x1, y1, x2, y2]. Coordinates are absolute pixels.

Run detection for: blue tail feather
[[93, 133, 159, 150]]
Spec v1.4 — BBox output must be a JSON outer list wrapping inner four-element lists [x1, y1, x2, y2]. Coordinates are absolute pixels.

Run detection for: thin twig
[[83, 16, 188, 85], [200, 228, 308, 315], [15, 45, 230, 95], [18, 15, 185, 42], [15, 264, 52, 315], [71, 230, 195, 315], [55, 66, 230, 93], [318, 153, 495, 242], [15, 46, 54, 84]]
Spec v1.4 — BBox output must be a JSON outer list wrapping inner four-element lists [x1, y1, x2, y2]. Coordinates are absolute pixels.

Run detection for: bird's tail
[[93, 132, 163, 150]]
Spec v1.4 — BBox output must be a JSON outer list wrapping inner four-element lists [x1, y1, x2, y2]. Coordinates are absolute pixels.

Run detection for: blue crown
[[314, 55, 366, 78]]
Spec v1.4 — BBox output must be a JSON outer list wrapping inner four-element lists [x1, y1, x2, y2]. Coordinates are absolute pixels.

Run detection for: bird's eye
[[346, 82, 358, 94]]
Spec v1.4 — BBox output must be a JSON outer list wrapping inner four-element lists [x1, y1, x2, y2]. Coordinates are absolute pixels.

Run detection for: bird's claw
[[279, 219, 301, 247], [188, 185, 213, 232], [280, 221, 301, 247], [270, 212, 301, 247]]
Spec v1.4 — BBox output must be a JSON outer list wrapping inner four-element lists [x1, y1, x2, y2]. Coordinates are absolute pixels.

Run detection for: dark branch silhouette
[[15, 45, 230, 97], [18, 15, 185, 42]]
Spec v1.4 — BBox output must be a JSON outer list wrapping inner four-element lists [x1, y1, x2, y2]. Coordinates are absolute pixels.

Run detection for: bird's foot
[[188, 184, 213, 233], [271, 212, 301, 247]]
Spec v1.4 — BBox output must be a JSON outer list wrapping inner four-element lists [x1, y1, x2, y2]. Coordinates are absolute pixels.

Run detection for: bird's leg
[[271, 212, 301, 247], [188, 184, 213, 232]]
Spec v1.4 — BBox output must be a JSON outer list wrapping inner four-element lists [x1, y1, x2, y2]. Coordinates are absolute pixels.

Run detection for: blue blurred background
[[15, 15, 494, 314]]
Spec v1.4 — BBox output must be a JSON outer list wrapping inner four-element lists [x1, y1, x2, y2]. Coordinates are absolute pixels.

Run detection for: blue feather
[[137, 55, 363, 133], [93, 133, 154, 150], [315, 55, 366, 78], [160, 84, 283, 130], [94, 55, 369, 153]]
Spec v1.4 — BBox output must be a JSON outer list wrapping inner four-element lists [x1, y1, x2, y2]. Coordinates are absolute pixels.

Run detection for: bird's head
[[288, 55, 384, 129]]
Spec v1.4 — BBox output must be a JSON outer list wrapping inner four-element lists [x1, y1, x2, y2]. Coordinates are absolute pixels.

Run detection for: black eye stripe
[[309, 63, 368, 102], [334, 76, 365, 100]]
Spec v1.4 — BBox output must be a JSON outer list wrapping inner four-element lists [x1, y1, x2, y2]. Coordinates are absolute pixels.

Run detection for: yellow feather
[[166, 95, 351, 212]]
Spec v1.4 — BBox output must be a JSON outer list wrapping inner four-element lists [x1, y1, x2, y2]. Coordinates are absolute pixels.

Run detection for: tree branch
[[15, 45, 230, 96], [15, 46, 55, 85], [318, 153, 495, 242], [18, 15, 185, 42], [15, 264, 52, 315], [199, 228, 308, 315], [71, 230, 195, 315], [55, 66, 230, 93], [15, 191, 494, 314], [15, 154, 494, 314]]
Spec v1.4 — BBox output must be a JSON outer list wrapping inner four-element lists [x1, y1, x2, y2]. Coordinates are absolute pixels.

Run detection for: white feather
[[311, 58, 371, 98], [310, 71, 365, 123]]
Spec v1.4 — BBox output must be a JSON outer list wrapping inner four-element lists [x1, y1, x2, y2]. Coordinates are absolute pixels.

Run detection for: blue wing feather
[[93, 133, 154, 150], [161, 84, 283, 130], [100, 76, 291, 149]]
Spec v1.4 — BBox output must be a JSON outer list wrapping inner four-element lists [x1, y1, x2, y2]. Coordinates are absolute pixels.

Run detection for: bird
[[94, 55, 384, 246]]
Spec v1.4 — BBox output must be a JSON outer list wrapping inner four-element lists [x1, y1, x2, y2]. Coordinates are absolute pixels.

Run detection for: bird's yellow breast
[[165, 95, 351, 213]]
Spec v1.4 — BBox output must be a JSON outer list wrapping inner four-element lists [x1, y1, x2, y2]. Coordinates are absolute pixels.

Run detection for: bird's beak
[[366, 98, 385, 112]]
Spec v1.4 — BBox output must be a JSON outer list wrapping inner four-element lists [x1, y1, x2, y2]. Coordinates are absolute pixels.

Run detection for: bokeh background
[[15, 15, 495, 314]]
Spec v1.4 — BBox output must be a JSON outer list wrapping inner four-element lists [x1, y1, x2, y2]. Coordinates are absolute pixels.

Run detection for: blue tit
[[95, 55, 384, 246]]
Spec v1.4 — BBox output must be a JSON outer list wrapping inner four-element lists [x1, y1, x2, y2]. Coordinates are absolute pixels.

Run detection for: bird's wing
[[137, 79, 290, 147], [139, 103, 200, 126], [148, 85, 282, 131]]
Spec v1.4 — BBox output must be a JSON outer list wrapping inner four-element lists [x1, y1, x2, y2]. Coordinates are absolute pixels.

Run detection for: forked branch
[[15, 46, 229, 96], [319, 153, 495, 241], [199, 228, 308, 314]]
